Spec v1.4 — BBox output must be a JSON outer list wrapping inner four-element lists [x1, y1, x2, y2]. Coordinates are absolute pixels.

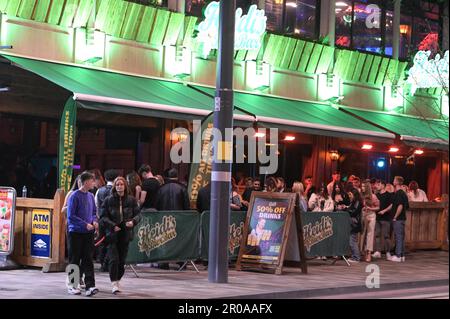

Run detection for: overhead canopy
[[341, 107, 449, 149], [191, 86, 395, 142], [3, 54, 395, 142]]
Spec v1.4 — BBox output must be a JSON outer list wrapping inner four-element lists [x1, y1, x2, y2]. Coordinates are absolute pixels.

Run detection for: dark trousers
[[68, 232, 95, 289], [393, 220, 406, 257], [107, 233, 129, 282], [375, 220, 392, 253]]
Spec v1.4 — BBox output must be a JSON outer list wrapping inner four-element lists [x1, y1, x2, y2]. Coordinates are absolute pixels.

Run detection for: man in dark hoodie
[[155, 168, 190, 211], [95, 169, 120, 272], [154, 168, 190, 270]]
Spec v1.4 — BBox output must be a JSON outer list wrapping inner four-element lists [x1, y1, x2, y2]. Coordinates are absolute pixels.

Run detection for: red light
[[362, 144, 373, 150], [284, 135, 295, 141], [389, 147, 399, 153], [414, 149, 424, 155]]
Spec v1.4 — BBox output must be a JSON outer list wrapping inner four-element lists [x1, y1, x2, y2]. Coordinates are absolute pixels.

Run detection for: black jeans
[[68, 232, 95, 289], [107, 232, 129, 282]]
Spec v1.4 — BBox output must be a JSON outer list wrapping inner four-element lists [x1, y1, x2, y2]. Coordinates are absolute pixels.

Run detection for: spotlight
[[362, 144, 373, 150], [389, 147, 399, 153]]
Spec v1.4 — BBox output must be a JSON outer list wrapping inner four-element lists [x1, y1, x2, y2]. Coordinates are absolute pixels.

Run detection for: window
[[125, 0, 168, 7], [352, 2, 382, 54], [284, 0, 319, 39], [265, 0, 285, 32], [400, 0, 441, 58], [335, 0, 442, 59], [185, 0, 206, 17], [335, 0, 352, 47]]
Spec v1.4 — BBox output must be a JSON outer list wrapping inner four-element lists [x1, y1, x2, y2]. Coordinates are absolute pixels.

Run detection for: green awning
[[192, 86, 395, 142], [341, 107, 449, 149], [3, 54, 217, 120], [3, 54, 395, 142]]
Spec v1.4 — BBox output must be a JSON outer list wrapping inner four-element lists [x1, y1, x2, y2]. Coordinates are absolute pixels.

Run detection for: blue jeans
[[349, 233, 360, 261], [393, 220, 405, 257]]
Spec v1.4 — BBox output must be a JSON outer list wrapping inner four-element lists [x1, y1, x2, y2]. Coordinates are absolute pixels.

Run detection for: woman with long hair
[[291, 181, 308, 213], [331, 182, 350, 211], [407, 181, 428, 202], [361, 180, 380, 262], [126, 171, 147, 207], [308, 184, 334, 212], [89, 169, 105, 196], [100, 177, 141, 294], [346, 188, 363, 262]]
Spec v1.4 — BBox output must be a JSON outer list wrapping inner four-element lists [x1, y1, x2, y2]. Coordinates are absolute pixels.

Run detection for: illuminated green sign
[[197, 2, 267, 56]]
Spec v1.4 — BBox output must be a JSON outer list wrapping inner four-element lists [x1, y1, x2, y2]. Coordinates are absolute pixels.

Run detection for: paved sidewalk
[[0, 250, 447, 299]]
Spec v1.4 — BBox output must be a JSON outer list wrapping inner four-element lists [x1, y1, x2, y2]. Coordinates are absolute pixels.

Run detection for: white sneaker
[[85, 287, 99, 297], [67, 287, 81, 295], [372, 251, 381, 258], [386, 252, 392, 260], [389, 255, 402, 262], [112, 281, 120, 294], [401, 256, 406, 262]]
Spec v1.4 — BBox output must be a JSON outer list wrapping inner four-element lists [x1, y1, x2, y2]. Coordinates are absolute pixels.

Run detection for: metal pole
[[208, 0, 236, 283], [328, 0, 336, 47], [393, 0, 401, 60]]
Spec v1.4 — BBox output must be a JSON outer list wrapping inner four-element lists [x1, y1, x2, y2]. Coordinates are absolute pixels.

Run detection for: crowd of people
[[62, 165, 189, 296], [229, 171, 430, 264], [62, 163, 431, 296]]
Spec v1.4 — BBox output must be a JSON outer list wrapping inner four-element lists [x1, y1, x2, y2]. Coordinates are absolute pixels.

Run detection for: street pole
[[208, 0, 236, 283], [393, 0, 401, 60]]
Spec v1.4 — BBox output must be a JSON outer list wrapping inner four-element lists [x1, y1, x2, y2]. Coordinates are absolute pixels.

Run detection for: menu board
[[0, 187, 16, 255], [236, 191, 301, 275]]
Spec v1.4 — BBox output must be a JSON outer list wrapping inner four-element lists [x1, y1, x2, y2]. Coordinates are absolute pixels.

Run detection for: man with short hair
[[138, 164, 160, 210], [327, 171, 341, 195], [390, 176, 409, 262], [276, 177, 286, 192], [155, 168, 189, 270], [304, 175, 315, 200], [373, 180, 394, 260], [67, 171, 99, 296], [242, 177, 261, 208]]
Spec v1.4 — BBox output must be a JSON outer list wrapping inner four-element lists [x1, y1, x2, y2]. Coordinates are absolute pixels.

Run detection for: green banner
[[187, 112, 214, 209], [300, 212, 351, 257], [200, 211, 247, 260], [58, 98, 77, 193], [126, 210, 200, 264]]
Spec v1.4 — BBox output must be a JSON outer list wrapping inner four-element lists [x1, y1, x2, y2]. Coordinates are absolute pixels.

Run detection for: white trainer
[[389, 255, 402, 262], [386, 252, 392, 260], [67, 287, 81, 295], [85, 287, 99, 297], [401, 256, 406, 262], [112, 281, 120, 294], [372, 251, 381, 258]]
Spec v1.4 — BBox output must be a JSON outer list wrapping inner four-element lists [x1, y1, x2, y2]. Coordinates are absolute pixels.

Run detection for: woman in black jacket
[[346, 188, 363, 263], [100, 176, 141, 294]]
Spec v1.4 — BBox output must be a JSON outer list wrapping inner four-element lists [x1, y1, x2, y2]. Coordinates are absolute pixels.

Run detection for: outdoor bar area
[[0, 0, 448, 277]]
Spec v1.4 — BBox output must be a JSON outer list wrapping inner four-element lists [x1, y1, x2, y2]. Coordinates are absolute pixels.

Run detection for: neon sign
[[197, 2, 267, 57], [407, 50, 449, 95]]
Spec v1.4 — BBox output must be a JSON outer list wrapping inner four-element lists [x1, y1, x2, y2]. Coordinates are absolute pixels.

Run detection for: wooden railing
[[405, 201, 448, 251], [12, 189, 66, 272]]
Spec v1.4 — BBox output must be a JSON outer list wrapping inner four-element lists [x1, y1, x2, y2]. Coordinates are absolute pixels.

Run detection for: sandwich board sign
[[236, 192, 307, 275]]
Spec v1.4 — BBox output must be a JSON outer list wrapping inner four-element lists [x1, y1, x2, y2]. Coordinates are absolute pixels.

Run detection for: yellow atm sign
[[31, 209, 51, 235]]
